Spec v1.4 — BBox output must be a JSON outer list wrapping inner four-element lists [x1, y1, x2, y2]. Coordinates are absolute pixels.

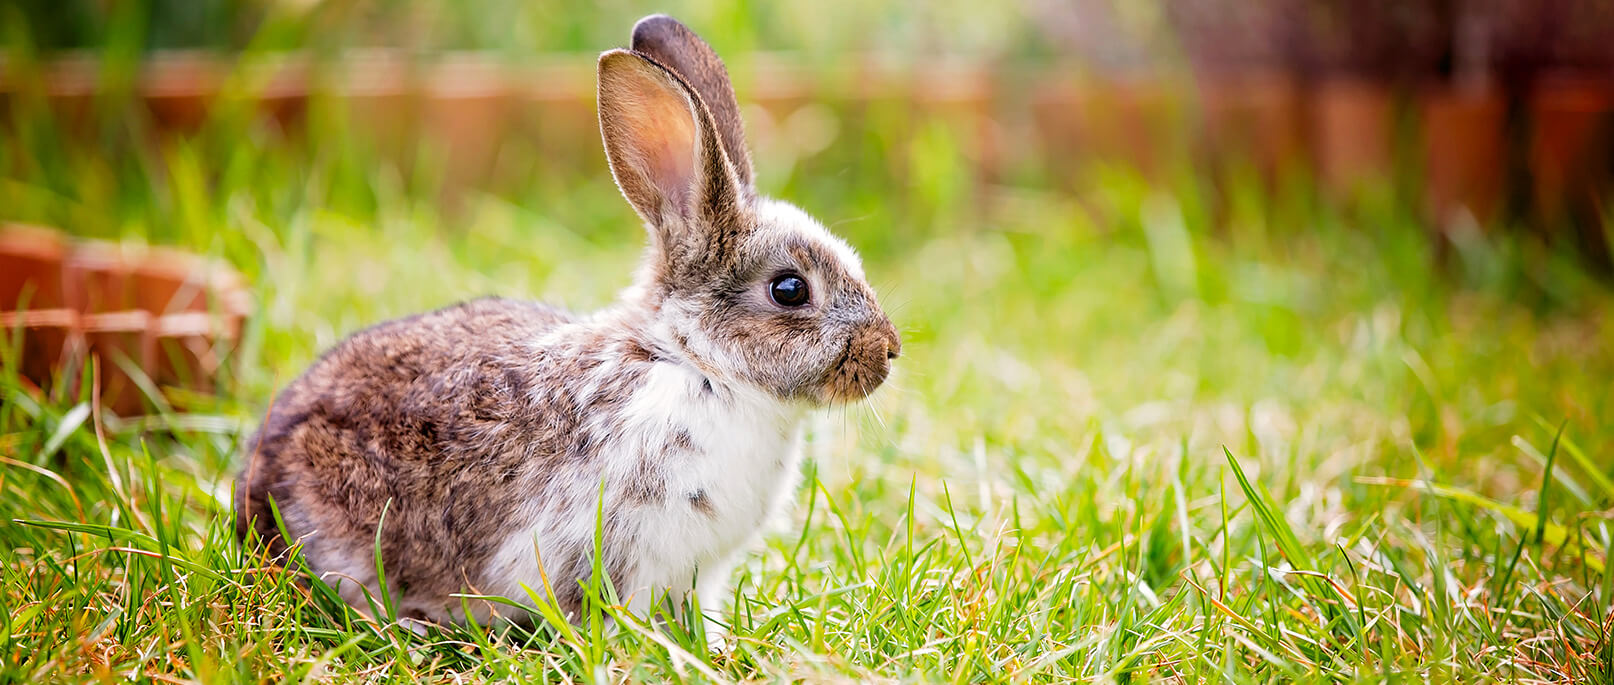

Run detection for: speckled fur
[[235, 15, 899, 629]]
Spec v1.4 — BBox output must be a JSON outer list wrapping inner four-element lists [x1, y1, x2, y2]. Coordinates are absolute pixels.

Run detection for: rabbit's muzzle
[[819, 317, 901, 403]]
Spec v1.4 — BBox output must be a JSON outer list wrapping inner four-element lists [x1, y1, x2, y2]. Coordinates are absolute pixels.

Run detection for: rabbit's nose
[[882, 321, 902, 360]]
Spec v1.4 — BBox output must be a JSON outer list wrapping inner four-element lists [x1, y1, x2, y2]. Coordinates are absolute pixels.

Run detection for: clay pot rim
[[0, 223, 69, 257], [153, 311, 223, 337], [82, 310, 151, 332], [4, 224, 253, 319], [0, 308, 79, 327], [0, 308, 236, 342]]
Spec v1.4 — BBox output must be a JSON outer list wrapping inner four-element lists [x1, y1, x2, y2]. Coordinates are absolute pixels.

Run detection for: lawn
[[3, 12, 1614, 684]]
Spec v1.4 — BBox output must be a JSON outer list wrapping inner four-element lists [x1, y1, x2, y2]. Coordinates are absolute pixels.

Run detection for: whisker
[[828, 214, 875, 230], [863, 396, 889, 433]]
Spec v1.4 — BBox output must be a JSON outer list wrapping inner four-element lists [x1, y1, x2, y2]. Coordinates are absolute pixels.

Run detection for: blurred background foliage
[[4, 0, 1612, 259], [8, 0, 1058, 56]]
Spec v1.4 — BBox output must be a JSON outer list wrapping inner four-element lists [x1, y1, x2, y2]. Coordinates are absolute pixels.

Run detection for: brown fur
[[235, 298, 663, 618], [237, 300, 553, 590]]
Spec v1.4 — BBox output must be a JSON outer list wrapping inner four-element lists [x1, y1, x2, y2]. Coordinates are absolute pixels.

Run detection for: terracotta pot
[[1421, 85, 1508, 226], [2, 224, 249, 415], [0, 309, 84, 399], [912, 61, 998, 181], [151, 312, 224, 392], [0, 224, 68, 310], [1031, 75, 1185, 183], [1029, 80, 1083, 181], [1313, 78, 1396, 196], [81, 310, 156, 416], [141, 52, 223, 134], [1195, 72, 1306, 181], [252, 55, 311, 132], [1528, 76, 1613, 224], [130, 246, 218, 315], [423, 56, 514, 198], [62, 241, 134, 313], [745, 56, 818, 117], [832, 58, 998, 196], [510, 58, 599, 177], [335, 51, 424, 166], [35, 56, 102, 139]]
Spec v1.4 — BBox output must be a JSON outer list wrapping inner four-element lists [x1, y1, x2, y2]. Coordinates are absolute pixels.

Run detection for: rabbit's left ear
[[631, 14, 753, 192]]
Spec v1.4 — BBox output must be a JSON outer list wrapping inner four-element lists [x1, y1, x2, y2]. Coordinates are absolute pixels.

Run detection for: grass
[[3, 42, 1614, 685]]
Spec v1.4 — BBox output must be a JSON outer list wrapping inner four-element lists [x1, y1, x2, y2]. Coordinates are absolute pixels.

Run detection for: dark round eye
[[769, 275, 810, 307]]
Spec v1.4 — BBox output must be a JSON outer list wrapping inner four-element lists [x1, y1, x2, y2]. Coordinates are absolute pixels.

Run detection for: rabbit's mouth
[[815, 323, 900, 404]]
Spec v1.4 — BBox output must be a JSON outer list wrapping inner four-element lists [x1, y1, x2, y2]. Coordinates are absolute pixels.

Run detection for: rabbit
[[234, 14, 900, 631]]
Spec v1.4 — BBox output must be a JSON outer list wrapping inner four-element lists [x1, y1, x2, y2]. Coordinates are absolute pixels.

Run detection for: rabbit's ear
[[630, 15, 753, 190], [598, 49, 743, 236]]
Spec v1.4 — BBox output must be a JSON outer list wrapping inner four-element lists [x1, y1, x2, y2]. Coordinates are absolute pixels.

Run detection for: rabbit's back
[[235, 297, 574, 617]]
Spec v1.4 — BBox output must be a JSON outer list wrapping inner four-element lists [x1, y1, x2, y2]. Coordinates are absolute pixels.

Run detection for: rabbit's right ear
[[597, 49, 743, 240]]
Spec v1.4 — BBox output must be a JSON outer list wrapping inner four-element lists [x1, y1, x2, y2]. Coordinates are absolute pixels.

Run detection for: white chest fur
[[483, 357, 805, 621]]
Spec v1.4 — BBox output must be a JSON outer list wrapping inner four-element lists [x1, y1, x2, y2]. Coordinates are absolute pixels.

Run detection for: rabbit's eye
[[769, 275, 810, 307]]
